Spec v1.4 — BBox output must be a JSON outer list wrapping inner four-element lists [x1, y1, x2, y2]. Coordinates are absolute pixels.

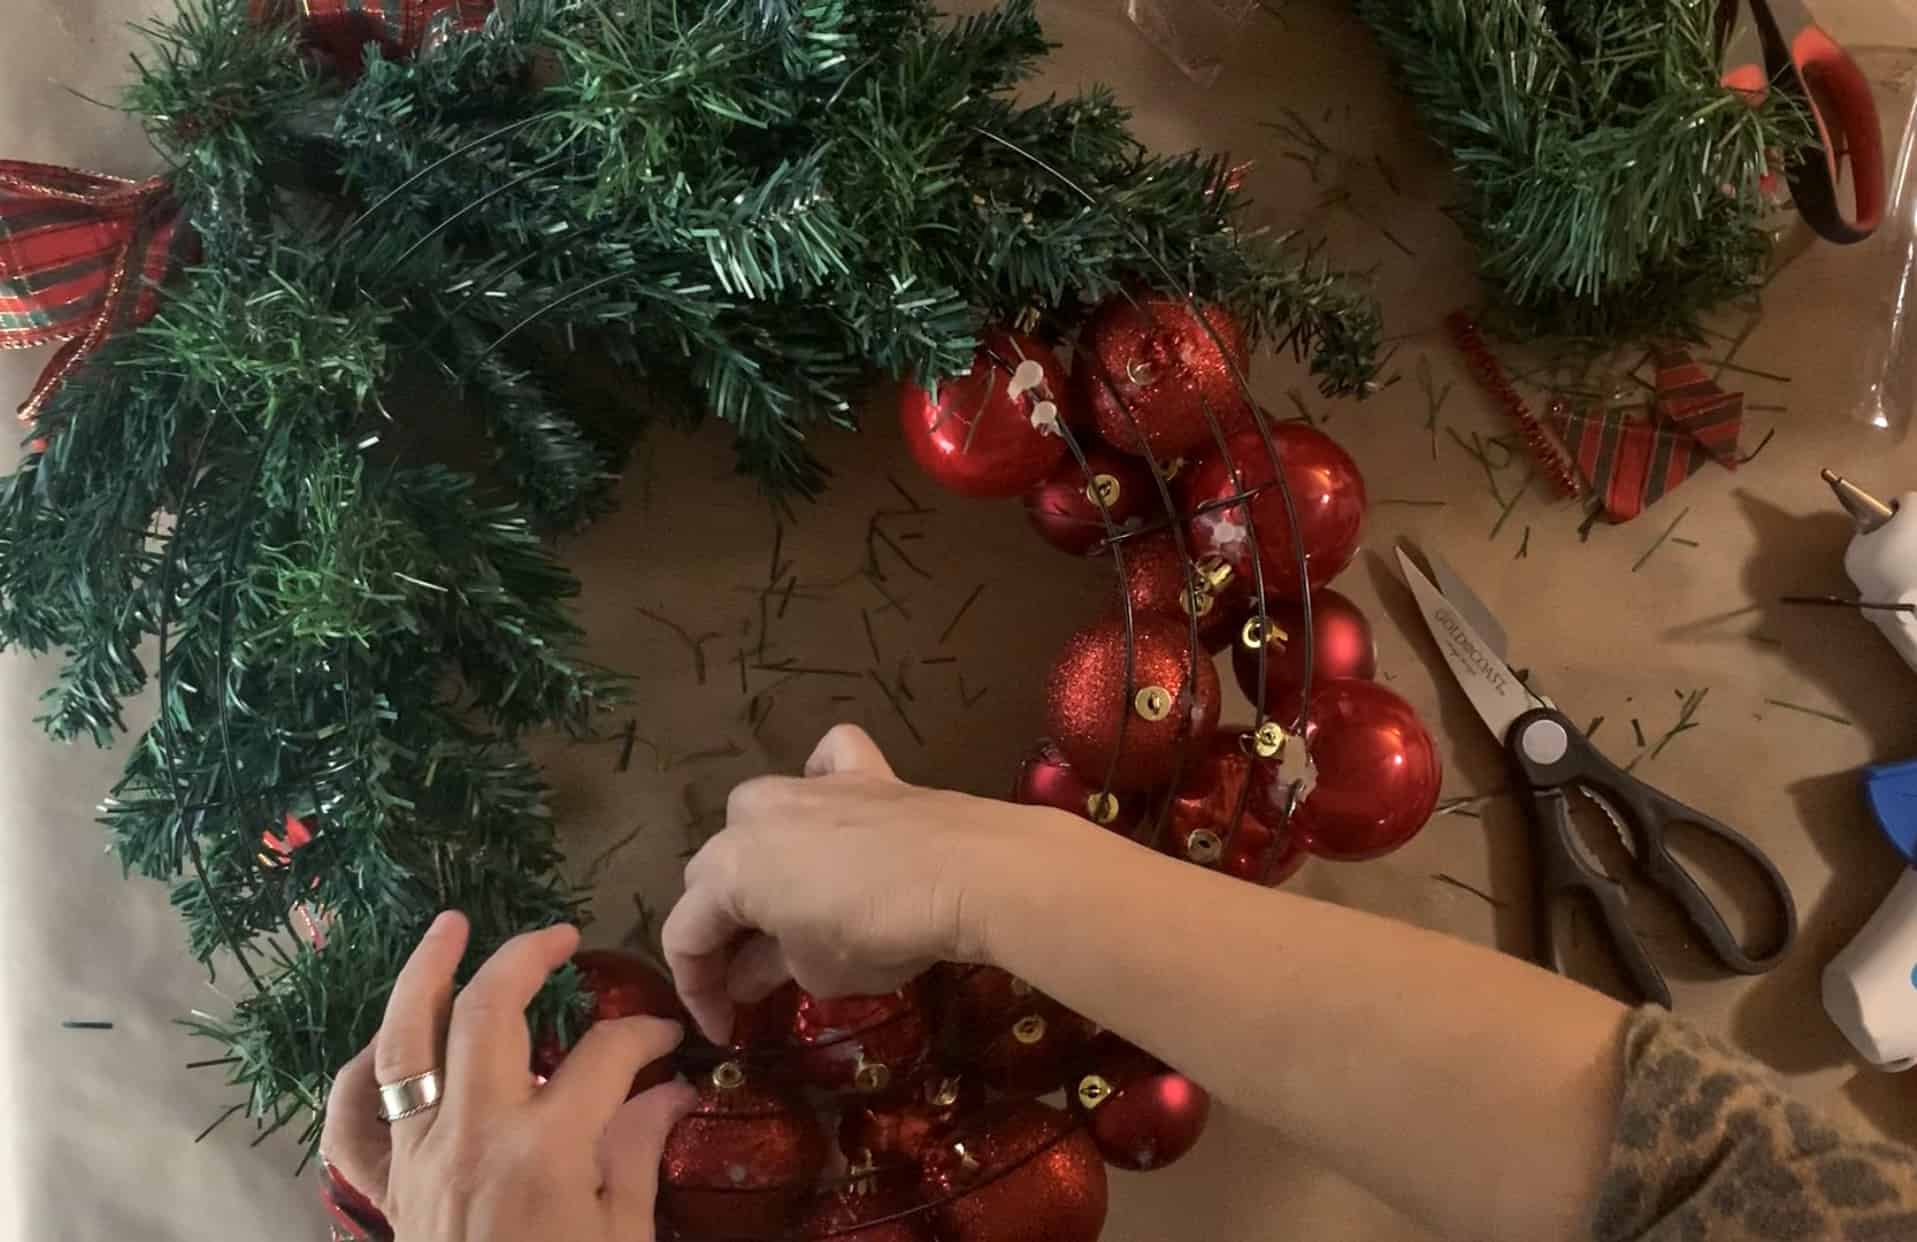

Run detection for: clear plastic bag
[[1123, 0, 1263, 86]]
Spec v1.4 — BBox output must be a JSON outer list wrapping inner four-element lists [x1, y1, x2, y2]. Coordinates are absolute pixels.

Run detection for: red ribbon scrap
[[249, 0, 495, 75], [0, 163, 190, 425], [1548, 348, 1745, 524], [1, 2, 497, 436]]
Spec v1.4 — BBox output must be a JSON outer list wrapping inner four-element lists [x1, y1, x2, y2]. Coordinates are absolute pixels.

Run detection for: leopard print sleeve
[[1590, 1007, 1917, 1242]]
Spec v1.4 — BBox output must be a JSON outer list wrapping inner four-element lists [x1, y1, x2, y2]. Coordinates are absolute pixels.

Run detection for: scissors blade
[[1425, 547, 1510, 662], [1394, 543, 1539, 746]]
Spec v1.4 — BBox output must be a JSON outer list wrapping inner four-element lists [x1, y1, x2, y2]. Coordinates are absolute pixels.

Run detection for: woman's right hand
[[662, 723, 1076, 1044]]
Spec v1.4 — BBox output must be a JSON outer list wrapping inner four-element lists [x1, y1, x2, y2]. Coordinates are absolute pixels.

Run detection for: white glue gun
[[1820, 472, 1917, 1070]]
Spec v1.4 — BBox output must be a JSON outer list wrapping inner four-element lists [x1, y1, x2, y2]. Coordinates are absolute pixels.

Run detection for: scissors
[[1395, 543, 1798, 1008], [1719, 0, 1885, 244]]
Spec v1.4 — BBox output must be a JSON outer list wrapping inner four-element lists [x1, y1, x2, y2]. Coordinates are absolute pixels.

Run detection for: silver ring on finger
[[376, 1069, 445, 1124]]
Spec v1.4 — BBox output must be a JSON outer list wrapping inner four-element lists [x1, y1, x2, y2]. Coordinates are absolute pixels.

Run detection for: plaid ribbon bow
[[249, 0, 495, 75], [1549, 349, 1745, 524], [0, 162, 192, 423]]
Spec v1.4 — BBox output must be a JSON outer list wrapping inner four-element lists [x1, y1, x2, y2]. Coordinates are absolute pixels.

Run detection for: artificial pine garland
[[0, 0, 1378, 1146], [1356, 0, 1813, 342]]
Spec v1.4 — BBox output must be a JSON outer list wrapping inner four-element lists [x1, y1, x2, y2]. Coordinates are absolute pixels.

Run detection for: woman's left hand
[[319, 912, 696, 1241]]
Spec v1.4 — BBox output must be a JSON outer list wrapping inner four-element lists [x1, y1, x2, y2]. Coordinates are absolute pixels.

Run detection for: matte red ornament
[[531, 950, 684, 1094], [1230, 588, 1376, 712], [789, 981, 934, 1094], [1113, 530, 1240, 652], [900, 332, 1070, 497], [796, 1186, 935, 1242], [319, 1160, 392, 1242], [919, 1101, 1109, 1242], [942, 965, 1098, 1094], [1076, 294, 1253, 459], [1276, 680, 1442, 861], [1024, 442, 1158, 556], [1161, 731, 1306, 887], [660, 1065, 828, 1241], [1043, 614, 1221, 792], [1070, 1034, 1211, 1171], [1011, 738, 1146, 836], [1180, 425, 1367, 601], [840, 1073, 986, 1168]]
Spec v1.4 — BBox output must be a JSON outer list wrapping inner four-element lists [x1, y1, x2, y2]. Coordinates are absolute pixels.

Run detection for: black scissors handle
[[1506, 708, 1799, 1006]]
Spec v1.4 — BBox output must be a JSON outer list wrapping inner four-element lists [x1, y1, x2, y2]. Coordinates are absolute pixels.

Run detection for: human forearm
[[968, 811, 1629, 1242]]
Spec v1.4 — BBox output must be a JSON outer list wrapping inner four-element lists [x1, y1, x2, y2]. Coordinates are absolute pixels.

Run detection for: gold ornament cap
[[709, 1060, 746, 1091], [1084, 790, 1122, 824], [1012, 1014, 1049, 1045], [1076, 1074, 1115, 1112], [853, 1055, 892, 1093], [1086, 473, 1122, 507], [1184, 827, 1224, 864], [1134, 685, 1173, 721]]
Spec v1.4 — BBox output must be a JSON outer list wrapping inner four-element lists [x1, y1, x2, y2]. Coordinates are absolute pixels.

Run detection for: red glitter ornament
[[900, 332, 1070, 497], [530, 950, 684, 1094], [1113, 530, 1240, 652], [1011, 738, 1147, 837], [1161, 730, 1306, 887], [1180, 425, 1367, 602], [919, 1101, 1109, 1242], [840, 1073, 986, 1168], [942, 965, 1098, 1094], [1230, 588, 1377, 713], [1024, 441, 1157, 556], [1076, 294, 1253, 459], [660, 1064, 828, 1241], [795, 1186, 935, 1242], [789, 982, 934, 1094], [1070, 1034, 1211, 1171], [1275, 680, 1442, 861], [1043, 614, 1221, 792]]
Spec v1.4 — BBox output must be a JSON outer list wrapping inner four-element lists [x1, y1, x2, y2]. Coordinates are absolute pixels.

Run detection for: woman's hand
[[662, 723, 1072, 1044], [320, 913, 696, 1241]]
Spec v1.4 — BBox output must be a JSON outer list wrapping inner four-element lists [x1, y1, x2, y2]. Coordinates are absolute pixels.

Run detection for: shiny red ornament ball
[[942, 965, 1098, 1094], [1070, 1034, 1212, 1171], [319, 1160, 391, 1242], [1230, 588, 1377, 713], [729, 980, 802, 1052], [1012, 738, 1147, 836], [1180, 425, 1367, 601], [920, 1101, 1109, 1242], [796, 1186, 935, 1242], [531, 950, 684, 1094], [1162, 731, 1307, 887], [1024, 441, 1159, 556], [1076, 294, 1253, 459], [840, 1073, 987, 1169], [1043, 614, 1221, 792], [660, 1066, 828, 1240], [1276, 680, 1442, 861], [789, 981, 934, 1094], [901, 332, 1070, 497], [1114, 530, 1240, 652]]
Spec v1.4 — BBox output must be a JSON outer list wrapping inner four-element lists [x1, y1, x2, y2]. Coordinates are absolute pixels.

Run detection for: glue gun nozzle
[[1823, 469, 1898, 533]]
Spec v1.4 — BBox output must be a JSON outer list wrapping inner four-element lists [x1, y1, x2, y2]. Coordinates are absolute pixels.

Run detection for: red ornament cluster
[[907, 296, 1442, 881], [496, 949, 1212, 1242]]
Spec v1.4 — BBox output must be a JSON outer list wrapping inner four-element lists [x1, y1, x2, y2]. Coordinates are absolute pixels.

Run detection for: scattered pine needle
[[1764, 697, 1853, 727], [1631, 506, 1691, 573]]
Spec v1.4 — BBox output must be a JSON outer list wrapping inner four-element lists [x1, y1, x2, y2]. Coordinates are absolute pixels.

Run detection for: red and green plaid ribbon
[[1548, 348, 1745, 524], [249, 0, 495, 75], [0, 162, 191, 422]]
